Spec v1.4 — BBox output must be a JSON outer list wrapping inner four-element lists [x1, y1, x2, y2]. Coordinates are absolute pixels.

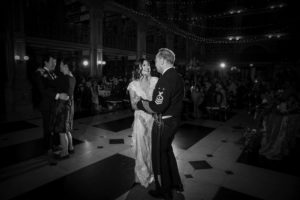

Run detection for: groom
[[136, 48, 184, 200]]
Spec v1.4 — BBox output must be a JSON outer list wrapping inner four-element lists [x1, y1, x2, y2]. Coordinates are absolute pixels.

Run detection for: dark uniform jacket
[[137, 67, 184, 118], [34, 68, 58, 112]]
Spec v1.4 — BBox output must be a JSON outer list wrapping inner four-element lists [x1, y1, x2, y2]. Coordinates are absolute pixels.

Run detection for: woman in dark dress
[[52, 59, 76, 158]]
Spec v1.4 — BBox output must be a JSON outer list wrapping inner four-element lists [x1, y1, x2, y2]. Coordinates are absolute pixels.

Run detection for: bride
[[127, 59, 158, 187]]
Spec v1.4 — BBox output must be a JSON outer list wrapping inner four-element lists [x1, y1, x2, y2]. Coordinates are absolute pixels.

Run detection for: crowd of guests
[[246, 77, 300, 160], [182, 72, 248, 121], [180, 66, 300, 161], [246, 82, 300, 160], [73, 75, 130, 114]]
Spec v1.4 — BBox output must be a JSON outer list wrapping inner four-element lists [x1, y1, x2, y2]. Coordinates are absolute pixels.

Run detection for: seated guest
[[215, 83, 227, 108], [259, 90, 300, 160]]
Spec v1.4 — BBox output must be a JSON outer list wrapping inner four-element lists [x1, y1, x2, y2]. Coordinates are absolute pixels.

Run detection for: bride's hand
[[132, 103, 138, 110], [134, 96, 141, 103], [131, 96, 140, 110]]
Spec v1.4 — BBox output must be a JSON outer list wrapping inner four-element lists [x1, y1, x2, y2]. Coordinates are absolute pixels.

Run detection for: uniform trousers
[[151, 116, 183, 196]]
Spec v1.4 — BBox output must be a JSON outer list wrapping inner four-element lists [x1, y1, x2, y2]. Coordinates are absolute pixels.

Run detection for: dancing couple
[[128, 48, 184, 200], [34, 56, 76, 165]]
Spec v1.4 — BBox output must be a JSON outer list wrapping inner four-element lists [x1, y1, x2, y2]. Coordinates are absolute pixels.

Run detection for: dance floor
[[93, 116, 134, 132], [0, 121, 38, 134], [208, 111, 236, 122], [213, 187, 263, 200], [0, 138, 83, 169], [94, 116, 215, 150], [12, 154, 135, 200], [1, 110, 299, 200], [173, 124, 215, 150]]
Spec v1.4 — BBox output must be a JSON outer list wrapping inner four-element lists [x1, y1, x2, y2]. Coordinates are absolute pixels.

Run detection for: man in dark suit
[[136, 48, 184, 200], [34, 56, 69, 165]]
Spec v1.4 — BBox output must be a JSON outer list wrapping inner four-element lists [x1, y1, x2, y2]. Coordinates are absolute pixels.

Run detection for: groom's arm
[[137, 80, 170, 114]]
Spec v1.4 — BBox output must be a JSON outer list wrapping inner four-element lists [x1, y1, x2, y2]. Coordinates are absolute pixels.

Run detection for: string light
[[153, 0, 216, 5], [269, 3, 286, 9], [23, 56, 30, 61], [82, 60, 89, 66], [114, 3, 288, 44], [14, 55, 20, 60], [155, 0, 196, 5], [155, 3, 286, 21], [186, 23, 276, 30]]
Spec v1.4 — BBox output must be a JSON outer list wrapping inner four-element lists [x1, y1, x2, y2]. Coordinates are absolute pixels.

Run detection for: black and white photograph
[[0, 0, 299, 200]]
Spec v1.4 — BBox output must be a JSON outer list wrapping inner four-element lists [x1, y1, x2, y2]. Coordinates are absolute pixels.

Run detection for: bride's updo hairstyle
[[132, 58, 149, 80]]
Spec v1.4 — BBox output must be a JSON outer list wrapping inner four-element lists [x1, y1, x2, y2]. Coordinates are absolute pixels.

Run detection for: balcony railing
[[104, 32, 136, 51], [25, 22, 90, 44]]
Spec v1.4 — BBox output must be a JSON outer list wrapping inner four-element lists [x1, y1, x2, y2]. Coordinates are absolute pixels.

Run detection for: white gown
[[127, 77, 158, 187]]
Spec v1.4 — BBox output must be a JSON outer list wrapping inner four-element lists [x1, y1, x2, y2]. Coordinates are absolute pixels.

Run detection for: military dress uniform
[[34, 67, 58, 152], [137, 67, 184, 197]]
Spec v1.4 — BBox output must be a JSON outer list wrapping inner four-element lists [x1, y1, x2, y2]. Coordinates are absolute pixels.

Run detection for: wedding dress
[[127, 77, 158, 187]]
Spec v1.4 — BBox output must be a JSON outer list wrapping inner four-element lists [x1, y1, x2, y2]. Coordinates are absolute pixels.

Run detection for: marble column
[[166, 2, 174, 51], [90, 7, 104, 78], [233, 9, 242, 61], [137, 20, 147, 60], [4, 0, 36, 121], [185, 26, 194, 62], [136, 0, 147, 60], [185, 2, 194, 62], [166, 33, 174, 51], [198, 19, 207, 60]]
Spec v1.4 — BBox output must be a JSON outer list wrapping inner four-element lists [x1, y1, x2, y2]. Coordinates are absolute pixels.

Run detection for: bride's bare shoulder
[[129, 80, 139, 85], [128, 80, 139, 90]]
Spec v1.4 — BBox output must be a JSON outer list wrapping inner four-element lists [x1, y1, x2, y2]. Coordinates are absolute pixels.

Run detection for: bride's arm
[[129, 89, 140, 110]]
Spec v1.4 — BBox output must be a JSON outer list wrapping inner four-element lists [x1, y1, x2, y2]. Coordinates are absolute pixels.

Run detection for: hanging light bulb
[[14, 55, 20, 60], [270, 5, 275, 9], [82, 60, 89, 67], [23, 55, 29, 61], [220, 62, 226, 68]]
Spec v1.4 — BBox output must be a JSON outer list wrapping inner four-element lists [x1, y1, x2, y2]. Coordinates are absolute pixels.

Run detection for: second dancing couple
[[34, 56, 76, 165], [128, 48, 184, 200]]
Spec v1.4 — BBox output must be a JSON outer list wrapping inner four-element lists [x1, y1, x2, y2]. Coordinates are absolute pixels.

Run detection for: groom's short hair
[[156, 48, 175, 65]]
